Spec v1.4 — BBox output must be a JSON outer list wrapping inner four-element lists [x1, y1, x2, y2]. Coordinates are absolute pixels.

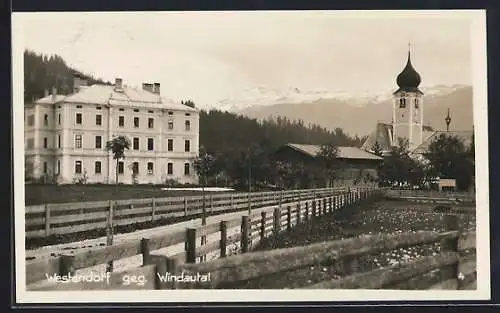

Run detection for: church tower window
[[399, 98, 406, 108], [415, 99, 419, 109]]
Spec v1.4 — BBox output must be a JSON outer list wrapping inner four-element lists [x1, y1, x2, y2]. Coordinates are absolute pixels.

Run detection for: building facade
[[274, 143, 383, 188], [25, 76, 200, 185]]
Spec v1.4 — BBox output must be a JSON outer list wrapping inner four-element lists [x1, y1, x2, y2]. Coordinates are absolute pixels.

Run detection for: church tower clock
[[392, 45, 424, 151]]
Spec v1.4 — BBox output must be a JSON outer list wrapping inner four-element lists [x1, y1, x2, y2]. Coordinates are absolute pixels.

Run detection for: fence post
[[230, 194, 234, 210], [287, 206, 292, 230], [140, 238, 151, 265], [184, 197, 188, 217], [323, 198, 327, 215], [186, 228, 197, 263], [305, 202, 309, 221], [440, 214, 460, 289], [106, 200, 115, 272], [44, 204, 51, 237], [210, 194, 214, 213], [273, 207, 281, 235], [151, 198, 156, 221], [241, 216, 249, 253], [312, 199, 317, 217], [296, 203, 301, 224], [220, 220, 227, 258], [260, 211, 267, 240], [59, 255, 75, 277]]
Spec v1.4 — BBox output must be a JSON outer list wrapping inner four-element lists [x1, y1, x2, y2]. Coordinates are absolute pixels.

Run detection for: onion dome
[[394, 48, 423, 94]]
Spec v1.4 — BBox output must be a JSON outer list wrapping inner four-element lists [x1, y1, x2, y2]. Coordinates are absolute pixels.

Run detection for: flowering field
[[232, 200, 476, 289]]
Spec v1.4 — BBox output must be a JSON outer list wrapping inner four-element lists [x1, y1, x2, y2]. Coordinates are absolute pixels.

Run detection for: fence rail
[[25, 186, 374, 238], [26, 188, 384, 290]]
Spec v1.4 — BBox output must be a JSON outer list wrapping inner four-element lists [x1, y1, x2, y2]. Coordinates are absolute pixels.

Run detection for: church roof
[[394, 49, 423, 95], [361, 123, 393, 154], [361, 122, 436, 155], [412, 131, 474, 154]]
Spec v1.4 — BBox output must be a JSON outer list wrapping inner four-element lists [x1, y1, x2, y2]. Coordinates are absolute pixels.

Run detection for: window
[[57, 160, 60, 174], [43, 137, 48, 149], [75, 134, 82, 148], [134, 117, 139, 128], [58, 114, 61, 125], [167, 163, 173, 175], [76, 113, 82, 124], [75, 160, 82, 174], [95, 136, 102, 149], [167, 139, 173, 151], [168, 120, 174, 130], [133, 137, 139, 150], [44, 114, 48, 126], [184, 140, 190, 152], [118, 161, 124, 174], [168, 111, 173, 115], [27, 115, 34, 126], [185, 113, 191, 116], [96, 106, 102, 110], [147, 138, 154, 151], [95, 161, 102, 174], [27, 138, 34, 149], [58, 135, 61, 148], [43, 162, 48, 174], [415, 99, 419, 109], [399, 98, 406, 108], [148, 110, 154, 114], [76, 105, 82, 109], [132, 162, 139, 174], [148, 118, 154, 129], [134, 109, 139, 112], [184, 163, 190, 175], [185, 120, 191, 131], [119, 108, 124, 112], [118, 116, 124, 127], [147, 162, 154, 175], [96, 114, 102, 125]]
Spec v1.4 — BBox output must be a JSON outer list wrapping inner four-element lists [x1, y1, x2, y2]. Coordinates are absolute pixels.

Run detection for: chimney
[[51, 86, 57, 102], [44, 89, 49, 98], [142, 83, 154, 93], [115, 78, 123, 90], [153, 82, 160, 95]]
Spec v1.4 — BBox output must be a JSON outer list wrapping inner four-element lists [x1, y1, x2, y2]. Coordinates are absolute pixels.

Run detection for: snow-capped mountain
[[213, 84, 469, 112], [231, 84, 473, 137]]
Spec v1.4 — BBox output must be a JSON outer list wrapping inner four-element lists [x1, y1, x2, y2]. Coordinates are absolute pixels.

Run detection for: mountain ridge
[[236, 85, 473, 137]]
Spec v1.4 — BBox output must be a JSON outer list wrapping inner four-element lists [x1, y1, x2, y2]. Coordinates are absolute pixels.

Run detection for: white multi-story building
[[24, 76, 200, 185]]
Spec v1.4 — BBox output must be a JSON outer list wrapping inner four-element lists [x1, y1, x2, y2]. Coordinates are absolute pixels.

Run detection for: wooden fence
[[25, 187, 372, 239], [385, 190, 475, 203], [26, 188, 384, 290]]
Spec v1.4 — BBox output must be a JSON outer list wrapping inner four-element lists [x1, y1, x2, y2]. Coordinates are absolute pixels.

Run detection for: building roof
[[361, 123, 393, 154], [361, 122, 436, 154], [412, 130, 474, 154], [285, 143, 383, 161], [33, 83, 197, 112], [395, 50, 423, 95]]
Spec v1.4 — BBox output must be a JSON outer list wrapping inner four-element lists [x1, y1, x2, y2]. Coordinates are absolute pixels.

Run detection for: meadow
[[234, 200, 476, 289], [24, 184, 208, 205]]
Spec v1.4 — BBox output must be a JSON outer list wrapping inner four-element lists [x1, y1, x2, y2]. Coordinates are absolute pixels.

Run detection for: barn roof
[[284, 143, 383, 161]]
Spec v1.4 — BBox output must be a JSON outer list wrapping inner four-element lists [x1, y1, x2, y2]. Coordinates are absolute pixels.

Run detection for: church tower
[[392, 45, 424, 151]]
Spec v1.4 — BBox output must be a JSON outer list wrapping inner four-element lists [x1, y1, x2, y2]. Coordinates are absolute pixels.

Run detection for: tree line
[[374, 134, 475, 191]]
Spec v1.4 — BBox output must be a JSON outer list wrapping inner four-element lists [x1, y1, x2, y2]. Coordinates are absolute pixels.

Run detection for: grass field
[[231, 200, 476, 289], [24, 184, 211, 205]]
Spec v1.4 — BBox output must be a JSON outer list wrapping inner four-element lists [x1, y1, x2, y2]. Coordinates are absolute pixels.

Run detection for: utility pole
[[248, 148, 252, 216]]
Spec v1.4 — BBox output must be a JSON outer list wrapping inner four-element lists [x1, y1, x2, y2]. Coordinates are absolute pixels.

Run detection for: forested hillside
[[24, 50, 111, 102]]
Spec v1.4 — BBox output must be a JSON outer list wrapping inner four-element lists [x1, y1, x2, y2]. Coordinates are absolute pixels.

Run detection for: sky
[[17, 11, 475, 108]]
